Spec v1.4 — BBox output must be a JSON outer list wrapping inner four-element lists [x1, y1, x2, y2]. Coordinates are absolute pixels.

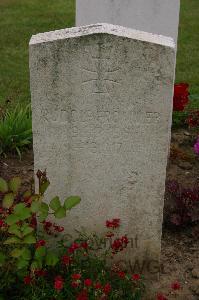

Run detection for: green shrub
[[0, 172, 145, 300], [0, 105, 32, 157]]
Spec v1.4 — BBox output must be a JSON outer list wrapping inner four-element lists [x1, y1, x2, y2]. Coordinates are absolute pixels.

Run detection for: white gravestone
[[30, 24, 175, 267], [76, 0, 180, 46]]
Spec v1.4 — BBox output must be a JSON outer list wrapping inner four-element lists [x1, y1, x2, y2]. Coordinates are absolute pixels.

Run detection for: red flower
[[106, 218, 120, 229], [43, 221, 52, 229], [24, 275, 32, 285], [72, 273, 81, 280], [111, 238, 122, 252], [76, 290, 88, 300], [171, 281, 181, 290], [132, 274, 141, 281], [106, 232, 114, 238], [94, 282, 102, 289], [35, 239, 46, 249], [103, 283, 111, 294], [84, 278, 92, 287], [54, 276, 64, 291], [121, 235, 129, 245], [68, 242, 80, 253], [186, 111, 199, 127], [81, 242, 88, 249], [30, 215, 37, 229], [62, 254, 72, 265], [173, 83, 189, 111], [53, 224, 64, 232], [71, 281, 80, 288], [157, 293, 168, 300], [34, 269, 46, 277], [117, 271, 125, 278], [0, 219, 5, 227], [111, 235, 128, 253]]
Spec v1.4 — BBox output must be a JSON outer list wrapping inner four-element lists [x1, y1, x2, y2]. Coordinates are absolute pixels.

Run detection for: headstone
[[30, 24, 175, 270], [76, 0, 180, 46]]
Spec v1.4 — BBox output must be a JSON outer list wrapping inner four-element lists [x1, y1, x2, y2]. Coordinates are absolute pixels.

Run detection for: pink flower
[[194, 138, 199, 155]]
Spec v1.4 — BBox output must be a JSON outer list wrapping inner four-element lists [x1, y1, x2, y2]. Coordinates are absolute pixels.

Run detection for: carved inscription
[[81, 43, 121, 95]]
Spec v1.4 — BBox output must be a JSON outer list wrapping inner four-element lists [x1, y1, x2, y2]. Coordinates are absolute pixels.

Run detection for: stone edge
[[29, 23, 175, 49]]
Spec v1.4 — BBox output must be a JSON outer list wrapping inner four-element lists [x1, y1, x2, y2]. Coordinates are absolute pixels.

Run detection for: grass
[[0, 0, 198, 108], [0, 104, 32, 157]]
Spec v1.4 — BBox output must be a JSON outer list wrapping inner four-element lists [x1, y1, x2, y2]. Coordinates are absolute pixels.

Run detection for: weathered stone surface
[[190, 280, 199, 295], [76, 0, 180, 45], [192, 268, 199, 279], [30, 23, 175, 267]]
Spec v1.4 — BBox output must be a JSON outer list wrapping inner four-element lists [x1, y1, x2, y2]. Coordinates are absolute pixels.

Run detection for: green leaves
[[11, 248, 32, 270], [0, 178, 8, 193], [8, 224, 22, 238], [6, 222, 35, 244], [21, 224, 34, 236], [5, 204, 31, 227], [5, 214, 20, 226], [23, 235, 36, 244], [9, 177, 21, 193], [31, 260, 42, 271], [10, 247, 31, 260], [14, 203, 31, 221], [50, 196, 61, 211], [35, 246, 46, 259], [64, 196, 81, 210], [4, 237, 21, 244], [50, 196, 70, 219], [0, 252, 6, 266], [39, 180, 50, 195], [54, 207, 66, 219], [45, 251, 59, 266], [2, 193, 14, 209], [49, 195, 81, 219], [17, 258, 29, 269], [31, 201, 41, 213], [0, 173, 82, 277], [10, 248, 24, 258], [38, 202, 49, 222]]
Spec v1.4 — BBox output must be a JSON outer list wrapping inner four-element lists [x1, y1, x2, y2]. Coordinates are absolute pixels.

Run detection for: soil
[[0, 129, 198, 300]]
